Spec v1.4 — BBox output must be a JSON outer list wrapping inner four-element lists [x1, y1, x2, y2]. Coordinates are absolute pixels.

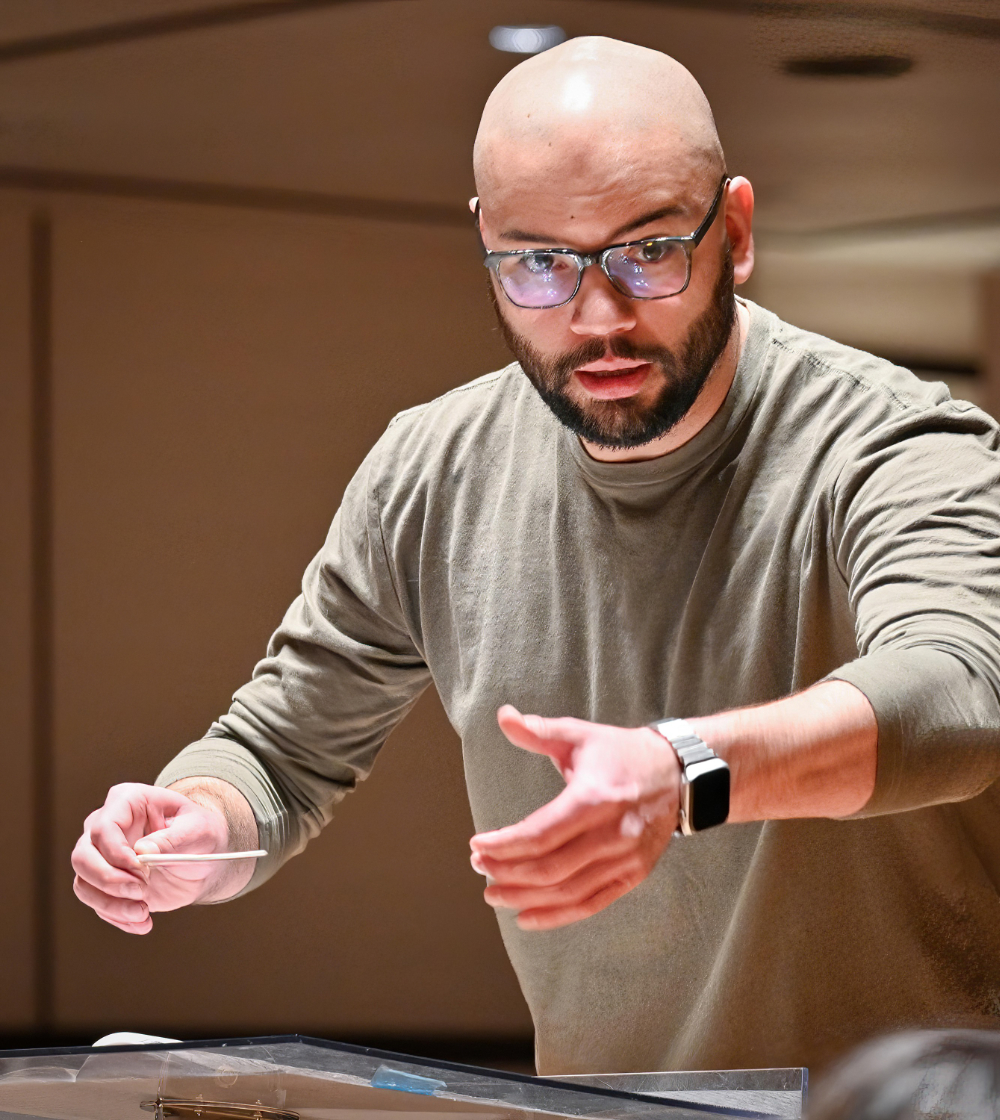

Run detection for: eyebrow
[[500, 227, 554, 243], [610, 203, 687, 239], [499, 202, 689, 247]]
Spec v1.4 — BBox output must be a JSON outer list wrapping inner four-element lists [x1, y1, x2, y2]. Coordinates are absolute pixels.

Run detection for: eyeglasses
[[478, 176, 729, 310]]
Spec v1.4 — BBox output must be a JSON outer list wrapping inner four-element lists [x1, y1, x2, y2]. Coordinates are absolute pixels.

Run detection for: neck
[[580, 299, 749, 464]]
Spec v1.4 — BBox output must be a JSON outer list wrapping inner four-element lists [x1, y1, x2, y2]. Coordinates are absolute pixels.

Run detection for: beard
[[488, 248, 736, 450]]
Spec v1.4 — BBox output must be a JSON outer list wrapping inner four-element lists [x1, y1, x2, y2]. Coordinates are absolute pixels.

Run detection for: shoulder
[[742, 305, 1000, 516], [364, 361, 550, 501], [387, 363, 523, 437], [750, 302, 999, 451]]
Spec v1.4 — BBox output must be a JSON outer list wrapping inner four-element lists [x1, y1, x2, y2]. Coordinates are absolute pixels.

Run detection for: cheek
[[688, 233, 727, 298], [632, 301, 691, 346], [635, 258, 721, 340], [506, 306, 576, 351]]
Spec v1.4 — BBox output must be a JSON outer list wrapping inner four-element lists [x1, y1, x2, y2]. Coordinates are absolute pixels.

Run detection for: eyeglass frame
[[476, 175, 730, 309]]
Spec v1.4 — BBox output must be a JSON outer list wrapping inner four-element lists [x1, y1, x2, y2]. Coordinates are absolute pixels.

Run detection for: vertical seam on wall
[[30, 210, 53, 1034]]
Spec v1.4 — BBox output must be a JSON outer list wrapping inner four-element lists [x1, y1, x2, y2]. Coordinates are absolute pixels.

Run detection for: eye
[[637, 240, 668, 263], [522, 252, 563, 274]]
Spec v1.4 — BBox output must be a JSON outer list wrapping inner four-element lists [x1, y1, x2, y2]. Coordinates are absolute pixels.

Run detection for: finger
[[74, 875, 150, 926], [496, 706, 591, 769], [133, 832, 222, 886], [92, 784, 197, 856], [102, 914, 154, 936], [107, 784, 196, 845], [86, 815, 144, 875], [473, 822, 635, 887], [471, 786, 621, 860], [484, 852, 646, 913], [133, 807, 227, 874], [71, 834, 146, 896], [135, 806, 222, 854], [87, 793, 153, 876], [517, 874, 642, 931]]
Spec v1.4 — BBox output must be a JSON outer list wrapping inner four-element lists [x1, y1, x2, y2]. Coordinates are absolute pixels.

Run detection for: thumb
[[497, 705, 583, 773], [133, 815, 224, 885], [134, 811, 221, 859]]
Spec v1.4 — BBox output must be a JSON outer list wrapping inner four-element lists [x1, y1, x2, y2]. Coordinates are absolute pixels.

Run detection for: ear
[[469, 196, 479, 214], [725, 176, 755, 287]]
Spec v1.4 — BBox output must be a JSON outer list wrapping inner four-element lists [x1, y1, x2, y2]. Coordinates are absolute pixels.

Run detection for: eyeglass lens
[[495, 241, 691, 308], [496, 252, 580, 308], [605, 241, 690, 299]]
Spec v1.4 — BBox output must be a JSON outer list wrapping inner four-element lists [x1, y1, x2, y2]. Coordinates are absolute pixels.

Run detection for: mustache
[[547, 336, 678, 388]]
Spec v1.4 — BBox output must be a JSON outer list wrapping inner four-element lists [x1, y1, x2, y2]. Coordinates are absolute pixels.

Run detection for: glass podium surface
[[553, 1070, 806, 1119], [0, 1036, 805, 1120]]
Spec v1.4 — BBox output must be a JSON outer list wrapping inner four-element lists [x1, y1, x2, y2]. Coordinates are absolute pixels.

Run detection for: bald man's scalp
[[474, 37, 725, 207]]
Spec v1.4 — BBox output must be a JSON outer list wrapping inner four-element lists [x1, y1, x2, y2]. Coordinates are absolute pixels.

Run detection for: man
[[72, 38, 1000, 1076]]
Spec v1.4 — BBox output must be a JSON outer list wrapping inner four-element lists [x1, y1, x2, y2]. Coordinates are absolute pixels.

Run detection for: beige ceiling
[[0, 0, 996, 361]]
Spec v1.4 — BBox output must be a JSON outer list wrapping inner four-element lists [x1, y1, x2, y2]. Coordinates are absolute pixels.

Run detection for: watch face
[[690, 761, 730, 831]]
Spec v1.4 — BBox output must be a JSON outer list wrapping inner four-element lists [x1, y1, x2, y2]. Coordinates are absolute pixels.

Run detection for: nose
[[569, 263, 637, 337]]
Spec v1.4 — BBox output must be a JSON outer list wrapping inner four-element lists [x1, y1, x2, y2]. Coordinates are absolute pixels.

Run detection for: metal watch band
[[652, 718, 716, 764], [649, 718, 728, 836]]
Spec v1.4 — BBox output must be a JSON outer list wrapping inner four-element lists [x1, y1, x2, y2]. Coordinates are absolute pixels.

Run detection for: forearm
[[166, 777, 260, 902], [689, 680, 877, 822]]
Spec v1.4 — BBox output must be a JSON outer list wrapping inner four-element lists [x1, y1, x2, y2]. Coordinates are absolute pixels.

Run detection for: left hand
[[470, 705, 681, 931]]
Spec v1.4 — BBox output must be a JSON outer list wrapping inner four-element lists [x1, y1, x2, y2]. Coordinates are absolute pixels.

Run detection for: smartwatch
[[649, 718, 730, 836]]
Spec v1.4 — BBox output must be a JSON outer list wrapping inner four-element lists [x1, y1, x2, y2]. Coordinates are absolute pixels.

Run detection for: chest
[[415, 448, 854, 735]]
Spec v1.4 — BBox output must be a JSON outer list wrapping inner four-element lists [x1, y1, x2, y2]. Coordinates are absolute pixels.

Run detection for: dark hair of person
[[808, 1030, 1000, 1120]]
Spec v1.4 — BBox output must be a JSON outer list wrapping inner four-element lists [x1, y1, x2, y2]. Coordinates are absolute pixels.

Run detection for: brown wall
[[0, 202, 35, 1031], [0, 190, 532, 1044]]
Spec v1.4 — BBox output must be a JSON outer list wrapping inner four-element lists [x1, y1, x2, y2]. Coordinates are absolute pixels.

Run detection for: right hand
[[71, 783, 230, 935]]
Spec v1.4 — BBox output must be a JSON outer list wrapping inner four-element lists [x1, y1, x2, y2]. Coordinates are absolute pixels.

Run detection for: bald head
[[474, 37, 725, 222]]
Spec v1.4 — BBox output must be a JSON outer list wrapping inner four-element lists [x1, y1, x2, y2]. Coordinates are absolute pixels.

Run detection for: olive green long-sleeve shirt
[[159, 301, 1000, 1075]]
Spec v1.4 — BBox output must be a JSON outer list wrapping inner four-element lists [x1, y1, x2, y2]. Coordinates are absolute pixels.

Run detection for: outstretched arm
[[701, 679, 876, 822], [470, 679, 876, 931], [71, 427, 431, 934]]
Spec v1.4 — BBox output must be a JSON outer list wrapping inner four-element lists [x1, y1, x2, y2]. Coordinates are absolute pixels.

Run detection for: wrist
[[166, 778, 258, 902], [167, 779, 231, 847], [649, 718, 730, 834]]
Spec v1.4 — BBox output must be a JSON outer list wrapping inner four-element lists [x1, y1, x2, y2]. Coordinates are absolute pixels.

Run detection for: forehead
[[480, 128, 708, 245]]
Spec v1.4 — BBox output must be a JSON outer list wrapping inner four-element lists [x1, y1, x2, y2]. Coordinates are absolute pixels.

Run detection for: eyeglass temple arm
[[688, 176, 730, 247], [473, 200, 490, 260]]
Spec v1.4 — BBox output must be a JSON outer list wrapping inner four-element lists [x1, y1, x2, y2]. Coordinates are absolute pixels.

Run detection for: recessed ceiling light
[[489, 25, 566, 55], [782, 54, 914, 78]]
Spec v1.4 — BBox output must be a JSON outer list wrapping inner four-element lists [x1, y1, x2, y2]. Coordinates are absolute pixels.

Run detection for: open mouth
[[574, 361, 652, 400]]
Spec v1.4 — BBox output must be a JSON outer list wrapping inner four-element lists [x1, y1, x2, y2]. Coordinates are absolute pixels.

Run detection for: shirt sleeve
[[156, 435, 431, 893], [825, 399, 1000, 816]]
